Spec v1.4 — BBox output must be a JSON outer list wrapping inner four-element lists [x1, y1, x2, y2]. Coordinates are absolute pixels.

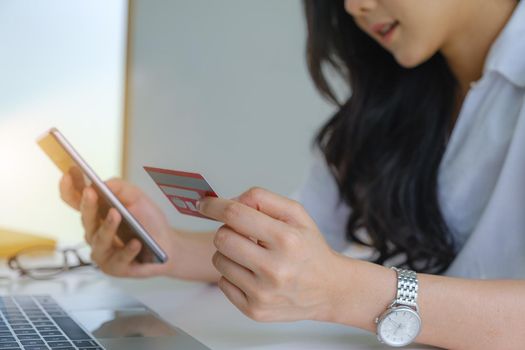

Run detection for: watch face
[[377, 306, 421, 347]]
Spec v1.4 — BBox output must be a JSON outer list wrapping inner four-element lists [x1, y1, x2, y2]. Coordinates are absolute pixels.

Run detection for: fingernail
[[106, 211, 113, 224], [196, 200, 201, 211]]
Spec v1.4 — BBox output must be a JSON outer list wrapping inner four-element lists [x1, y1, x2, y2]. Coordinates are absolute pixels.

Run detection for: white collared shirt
[[293, 0, 525, 278]]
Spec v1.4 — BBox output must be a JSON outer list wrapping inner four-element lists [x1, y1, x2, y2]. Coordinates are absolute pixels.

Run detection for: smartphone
[[37, 127, 168, 264]]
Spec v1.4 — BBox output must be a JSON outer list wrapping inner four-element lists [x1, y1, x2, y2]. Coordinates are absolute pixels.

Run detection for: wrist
[[160, 228, 189, 279], [160, 228, 220, 283], [320, 254, 397, 333]]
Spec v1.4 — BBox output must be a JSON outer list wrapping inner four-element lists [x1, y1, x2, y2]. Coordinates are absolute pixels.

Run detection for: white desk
[[0, 262, 437, 350]]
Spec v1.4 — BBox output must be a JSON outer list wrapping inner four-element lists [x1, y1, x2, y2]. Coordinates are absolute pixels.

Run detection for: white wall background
[[0, 1, 127, 245], [125, 0, 335, 232]]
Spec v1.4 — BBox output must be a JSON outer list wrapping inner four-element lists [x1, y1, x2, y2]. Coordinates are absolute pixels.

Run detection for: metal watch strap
[[392, 267, 419, 310]]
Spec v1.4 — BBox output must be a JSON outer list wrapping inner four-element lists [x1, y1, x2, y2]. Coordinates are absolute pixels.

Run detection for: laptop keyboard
[[0, 295, 104, 350]]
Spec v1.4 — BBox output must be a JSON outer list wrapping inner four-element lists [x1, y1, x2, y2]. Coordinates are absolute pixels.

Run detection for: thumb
[[105, 178, 141, 206]]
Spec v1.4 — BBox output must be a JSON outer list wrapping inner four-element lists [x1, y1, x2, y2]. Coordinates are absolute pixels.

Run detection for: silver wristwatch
[[375, 267, 422, 347]]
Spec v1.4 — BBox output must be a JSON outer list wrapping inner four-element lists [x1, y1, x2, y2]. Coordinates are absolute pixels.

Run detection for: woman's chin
[[394, 52, 424, 69], [392, 48, 431, 69]]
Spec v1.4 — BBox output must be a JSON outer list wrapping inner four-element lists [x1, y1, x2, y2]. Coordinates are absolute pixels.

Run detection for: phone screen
[[37, 128, 168, 264]]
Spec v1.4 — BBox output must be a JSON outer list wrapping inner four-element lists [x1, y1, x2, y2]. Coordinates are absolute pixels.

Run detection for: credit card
[[144, 166, 219, 220]]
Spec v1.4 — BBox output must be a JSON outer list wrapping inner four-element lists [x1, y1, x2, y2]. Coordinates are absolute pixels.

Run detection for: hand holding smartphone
[[37, 128, 168, 264]]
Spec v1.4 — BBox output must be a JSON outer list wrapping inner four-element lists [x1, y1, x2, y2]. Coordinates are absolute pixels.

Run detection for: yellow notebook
[[0, 228, 56, 258]]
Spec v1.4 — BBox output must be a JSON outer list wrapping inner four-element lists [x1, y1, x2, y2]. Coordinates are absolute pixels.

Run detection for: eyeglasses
[[7, 244, 95, 280]]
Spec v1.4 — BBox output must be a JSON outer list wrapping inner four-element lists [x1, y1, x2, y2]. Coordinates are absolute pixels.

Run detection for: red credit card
[[144, 166, 219, 220]]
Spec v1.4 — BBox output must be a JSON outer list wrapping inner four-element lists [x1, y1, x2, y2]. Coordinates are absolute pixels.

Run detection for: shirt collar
[[484, 0, 525, 88]]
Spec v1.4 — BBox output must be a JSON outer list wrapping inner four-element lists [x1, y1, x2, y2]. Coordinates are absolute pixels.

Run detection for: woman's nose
[[344, 0, 378, 16]]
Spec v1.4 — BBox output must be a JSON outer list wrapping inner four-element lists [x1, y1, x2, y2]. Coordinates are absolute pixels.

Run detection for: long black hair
[[303, 1, 459, 273]]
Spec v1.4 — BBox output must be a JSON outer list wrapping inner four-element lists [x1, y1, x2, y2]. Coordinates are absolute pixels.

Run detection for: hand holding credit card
[[144, 166, 219, 219]]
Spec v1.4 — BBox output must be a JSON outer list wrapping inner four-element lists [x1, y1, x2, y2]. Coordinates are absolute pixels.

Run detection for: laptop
[[0, 293, 210, 350]]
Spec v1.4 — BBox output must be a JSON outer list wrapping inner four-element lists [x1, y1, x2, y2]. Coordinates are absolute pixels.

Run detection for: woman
[[60, 0, 525, 348]]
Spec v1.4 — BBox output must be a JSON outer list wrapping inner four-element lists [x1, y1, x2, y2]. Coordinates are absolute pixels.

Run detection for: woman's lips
[[371, 21, 400, 44]]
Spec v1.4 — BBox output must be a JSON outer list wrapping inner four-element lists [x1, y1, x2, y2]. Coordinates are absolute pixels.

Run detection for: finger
[[218, 276, 249, 314], [237, 187, 314, 227], [214, 225, 268, 272], [213, 251, 256, 295], [105, 178, 141, 206], [69, 166, 86, 192], [198, 197, 286, 245], [80, 187, 100, 243], [90, 209, 120, 263], [104, 239, 142, 274], [59, 174, 82, 210]]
